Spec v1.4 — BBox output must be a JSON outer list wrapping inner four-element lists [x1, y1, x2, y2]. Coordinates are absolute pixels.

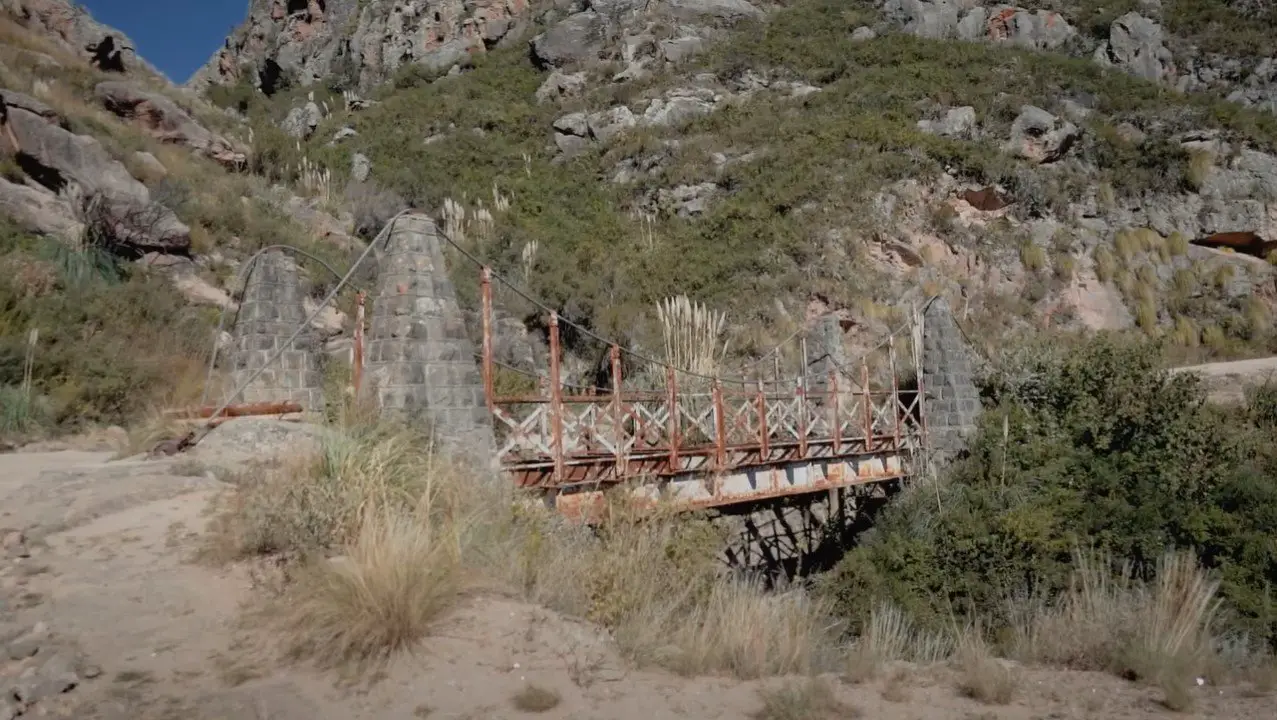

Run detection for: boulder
[[2, 99, 190, 253], [661, 0, 763, 22], [587, 106, 637, 143], [351, 152, 371, 183], [531, 11, 608, 69], [0, 89, 62, 126], [11, 650, 79, 705], [0, 177, 83, 241], [917, 106, 977, 138], [130, 150, 168, 180], [980, 7, 1076, 50], [1005, 105, 1079, 164], [94, 81, 246, 169], [552, 112, 590, 139], [658, 182, 719, 217], [535, 71, 588, 104], [280, 101, 323, 139], [887, 0, 960, 39], [660, 36, 706, 63], [643, 92, 716, 127], [1093, 12, 1175, 84], [851, 26, 877, 42]]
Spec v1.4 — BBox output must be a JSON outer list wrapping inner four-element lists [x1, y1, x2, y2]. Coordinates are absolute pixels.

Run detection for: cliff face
[[186, 0, 535, 93]]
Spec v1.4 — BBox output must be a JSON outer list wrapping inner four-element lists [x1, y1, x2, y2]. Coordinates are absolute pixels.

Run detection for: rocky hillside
[[187, 0, 1277, 362], [3, 0, 1277, 437], [0, 0, 359, 438]]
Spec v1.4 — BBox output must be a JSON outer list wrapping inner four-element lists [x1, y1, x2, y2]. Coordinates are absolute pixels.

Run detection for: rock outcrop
[[2, 0, 164, 78], [188, 0, 534, 94], [1004, 105, 1079, 164], [0, 89, 190, 253], [0, 177, 83, 241], [878, 3, 1276, 115], [1093, 11, 1176, 83], [94, 81, 247, 169], [189, 0, 765, 94]]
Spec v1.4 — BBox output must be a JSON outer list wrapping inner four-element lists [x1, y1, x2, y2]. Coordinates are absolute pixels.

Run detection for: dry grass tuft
[[1120, 552, 1220, 686], [1157, 675, 1196, 712], [275, 510, 467, 671], [752, 678, 858, 720], [845, 601, 951, 682], [1242, 663, 1277, 696], [211, 424, 840, 678], [655, 294, 728, 377], [954, 636, 1020, 706], [1009, 549, 1221, 691], [510, 684, 561, 713], [880, 667, 912, 702], [115, 408, 187, 459], [662, 578, 838, 679]]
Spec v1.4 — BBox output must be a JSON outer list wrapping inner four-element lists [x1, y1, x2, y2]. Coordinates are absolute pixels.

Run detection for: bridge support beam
[[365, 213, 497, 469]]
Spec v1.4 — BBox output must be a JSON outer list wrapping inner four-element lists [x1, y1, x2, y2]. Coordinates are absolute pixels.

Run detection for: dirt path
[[1, 447, 1274, 720], [1172, 356, 1277, 404]]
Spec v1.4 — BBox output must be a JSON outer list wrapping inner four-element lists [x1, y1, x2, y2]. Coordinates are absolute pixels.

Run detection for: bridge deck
[[479, 273, 927, 518]]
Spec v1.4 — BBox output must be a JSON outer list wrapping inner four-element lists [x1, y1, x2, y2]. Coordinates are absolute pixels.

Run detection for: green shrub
[[822, 337, 1277, 649], [0, 247, 212, 427], [0, 383, 51, 437]]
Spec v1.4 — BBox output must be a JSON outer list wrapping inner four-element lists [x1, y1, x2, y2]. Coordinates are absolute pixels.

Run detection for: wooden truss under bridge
[[476, 270, 929, 522]]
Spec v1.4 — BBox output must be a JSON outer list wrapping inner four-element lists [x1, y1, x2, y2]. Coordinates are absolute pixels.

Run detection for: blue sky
[[81, 0, 247, 83]]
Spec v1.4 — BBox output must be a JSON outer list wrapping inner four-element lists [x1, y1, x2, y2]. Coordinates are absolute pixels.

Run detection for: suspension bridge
[[184, 212, 980, 527]]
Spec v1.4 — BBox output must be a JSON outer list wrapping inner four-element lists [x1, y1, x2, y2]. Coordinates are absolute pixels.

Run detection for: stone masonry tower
[[227, 249, 325, 412], [364, 213, 497, 465], [921, 296, 982, 461]]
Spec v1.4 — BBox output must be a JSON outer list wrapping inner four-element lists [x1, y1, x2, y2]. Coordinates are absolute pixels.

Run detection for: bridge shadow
[[716, 481, 903, 584]]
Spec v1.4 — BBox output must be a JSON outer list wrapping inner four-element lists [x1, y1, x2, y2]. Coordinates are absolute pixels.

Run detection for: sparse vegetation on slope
[[258, 0, 1277, 361]]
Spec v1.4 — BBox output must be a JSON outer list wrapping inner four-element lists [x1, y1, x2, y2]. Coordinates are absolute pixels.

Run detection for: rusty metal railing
[[476, 265, 927, 495]]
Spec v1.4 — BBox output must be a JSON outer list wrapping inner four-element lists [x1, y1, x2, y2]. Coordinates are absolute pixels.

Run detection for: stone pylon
[[364, 213, 497, 466], [227, 249, 325, 412], [921, 297, 982, 462]]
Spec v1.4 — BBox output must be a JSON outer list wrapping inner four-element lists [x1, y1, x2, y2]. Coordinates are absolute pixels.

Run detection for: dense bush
[[822, 336, 1277, 649], [0, 222, 213, 430]]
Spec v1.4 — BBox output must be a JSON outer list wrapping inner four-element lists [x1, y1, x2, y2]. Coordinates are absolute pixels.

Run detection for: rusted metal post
[[798, 337, 809, 458], [889, 334, 902, 452], [757, 378, 769, 460], [861, 357, 873, 452], [610, 344, 624, 476], [666, 366, 680, 471], [830, 370, 841, 455], [712, 379, 726, 471], [548, 313, 565, 484], [352, 290, 366, 397], [480, 268, 495, 411]]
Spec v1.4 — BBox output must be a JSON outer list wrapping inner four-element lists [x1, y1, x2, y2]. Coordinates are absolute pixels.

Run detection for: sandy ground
[[1, 442, 1275, 720]]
